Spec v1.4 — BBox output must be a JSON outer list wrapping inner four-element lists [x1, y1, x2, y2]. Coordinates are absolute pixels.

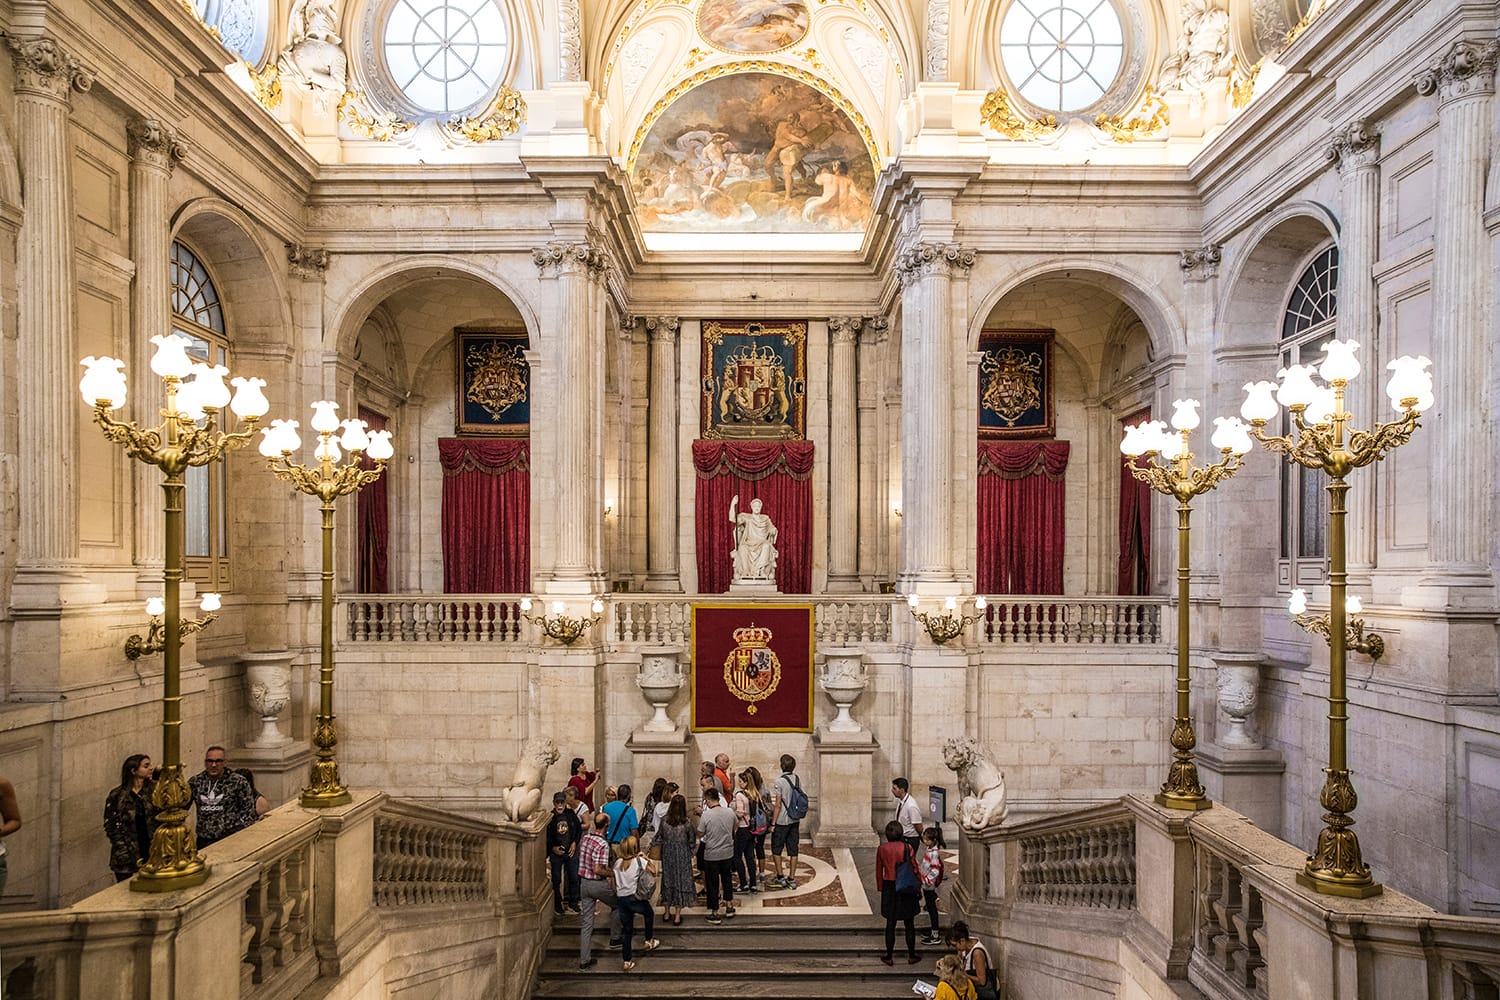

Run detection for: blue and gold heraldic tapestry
[[456, 329, 531, 435], [978, 331, 1054, 439], [701, 319, 807, 439], [691, 604, 813, 732]]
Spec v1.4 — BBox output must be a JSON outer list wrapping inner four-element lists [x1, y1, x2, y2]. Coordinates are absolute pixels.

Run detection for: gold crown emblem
[[732, 624, 773, 647]]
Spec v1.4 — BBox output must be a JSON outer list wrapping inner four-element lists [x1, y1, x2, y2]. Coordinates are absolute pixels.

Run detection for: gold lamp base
[[131, 859, 209, 893], [300, 786, 353, 808], [1296, 868, 1383, 899], [1155, 790, 1214, 811]]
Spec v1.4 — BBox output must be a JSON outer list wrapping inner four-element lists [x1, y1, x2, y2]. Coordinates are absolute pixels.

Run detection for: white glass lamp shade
[[339, 419, 370, 453], [1170, 398, 1202, 432], [79, 356, 128, 409], [1305, 386, 1337, 426], [274, 419, 302, 454], [309, 400, 340, 433], [192, 364, 232, 410], [1158, 431, 1184, 461], [200, 592, 222, 612], [314, 437, 342, 464], [1241, 381, 1280, 423], [1319, 339, 1361, 383], [1288, 588, 1308, 615], [365, 429, 394, 461], [1211, 416, 1252, 455], [974, 596, 987, 611], [591, 598, 604, 614], [174, 379, 207, 422], [1275, 364, 1320, 410], [145, 597, 166, 617], [1345, 595, 1363, 615], [258, 427, 284, 458], [907, 593, 919, 608], [550, 600, 565, 616], [519, 597, 532, 612], [1386, 355, 1434, 412], [1144, 420, 1172, 453], [149, 333, 195, 379], [229, 377, 270, 419], [943, 596, 957, 611], [1120, 423, 1148, 457]]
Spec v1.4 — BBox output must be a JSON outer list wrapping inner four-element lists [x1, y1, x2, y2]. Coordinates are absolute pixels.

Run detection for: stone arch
[[169, 197, 294, 349], [1217, 201, 1339, 352]]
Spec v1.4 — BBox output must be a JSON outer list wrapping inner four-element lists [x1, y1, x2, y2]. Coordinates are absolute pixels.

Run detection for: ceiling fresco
[[696, 0, 811, 53]]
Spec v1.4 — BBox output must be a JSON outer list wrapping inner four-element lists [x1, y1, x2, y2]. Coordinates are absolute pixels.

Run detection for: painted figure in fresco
[[803, 160, 870, 229], [729, 495, 778, 581], [766, 112, 813, 199]]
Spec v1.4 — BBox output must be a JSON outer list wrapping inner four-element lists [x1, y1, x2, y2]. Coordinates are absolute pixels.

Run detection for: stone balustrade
[[978, 597, 1166, 645], [343, 596, 525, 642], [1017, 816, 1137, 909], [373, 800, 491, 907]]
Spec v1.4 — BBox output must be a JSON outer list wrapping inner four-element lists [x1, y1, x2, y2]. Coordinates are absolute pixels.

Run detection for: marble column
[[127, 119, 186, 581], [645, 316, 680, 591], [857, 317, 888, 587], [896, 242, 975, 582], [9, 36, 92, 570], [827, 316, 862, 589], [1414, 39, 1498, 581], [534, 241, 608, 585], [1325, 120, 1380, 576]]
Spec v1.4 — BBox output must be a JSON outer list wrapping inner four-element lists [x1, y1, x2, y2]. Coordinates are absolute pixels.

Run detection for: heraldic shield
[[691, 603, 813, 732]]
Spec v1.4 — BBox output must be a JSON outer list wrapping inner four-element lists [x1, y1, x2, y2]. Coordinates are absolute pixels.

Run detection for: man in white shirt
[[892, 776, 924, 853]]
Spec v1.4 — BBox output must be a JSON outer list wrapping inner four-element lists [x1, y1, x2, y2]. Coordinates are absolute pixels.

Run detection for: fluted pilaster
[[534, 241, 610, 581], [1326, 119, 1381, 573], [11, 36, 92, 567], [645, 316, 681, 590], [896, 242, 975, 580], [127, 118, 186, 576], [1414, 40, 1497, 574], [827, 317, 862, 587]]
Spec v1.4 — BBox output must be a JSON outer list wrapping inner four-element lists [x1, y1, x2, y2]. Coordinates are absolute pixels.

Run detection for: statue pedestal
[[812, 729, 879, 846], [626, 728, 691, 798], [728, 580, 779, 596]]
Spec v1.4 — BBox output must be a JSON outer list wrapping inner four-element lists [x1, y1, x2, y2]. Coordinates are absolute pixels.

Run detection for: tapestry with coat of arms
[[978, 331, 1054, 438], [690, 603, 813, 732], [455, 328, 531, 435], [700, 320, 807, 440]]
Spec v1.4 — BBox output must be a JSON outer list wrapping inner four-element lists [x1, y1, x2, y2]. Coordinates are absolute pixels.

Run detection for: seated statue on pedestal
[[729, 494, 778, 583]]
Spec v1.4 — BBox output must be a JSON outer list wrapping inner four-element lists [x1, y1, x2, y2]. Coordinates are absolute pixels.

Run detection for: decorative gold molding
[[445, 86, 526, 142], [793, 48, 826, 72], [978, 89, 1056, 141], [337, 90, 414, 142], [1230, 56, 1262, 109], [247, 62, 282, 111], [1284, 0, 1330, 48], [626, 61, 880, 172], [683, 47, 712, 70], [1095, 90, 1169, 142]]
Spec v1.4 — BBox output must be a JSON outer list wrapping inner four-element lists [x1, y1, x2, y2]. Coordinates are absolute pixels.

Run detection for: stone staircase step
[[533, 973, 930, 999]]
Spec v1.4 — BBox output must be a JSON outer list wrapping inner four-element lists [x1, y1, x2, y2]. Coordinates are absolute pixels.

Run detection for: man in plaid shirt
[[576, 812, 622, 969]]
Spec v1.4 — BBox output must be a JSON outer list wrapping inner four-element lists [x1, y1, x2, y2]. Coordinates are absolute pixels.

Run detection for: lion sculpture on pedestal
[[502, 738, 560, 822], [942, 736, 1008, 832]]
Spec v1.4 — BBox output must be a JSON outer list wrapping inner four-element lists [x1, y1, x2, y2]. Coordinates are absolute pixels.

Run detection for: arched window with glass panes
[[1278, 244, 1338, 589], [170, 241, 234, 590]]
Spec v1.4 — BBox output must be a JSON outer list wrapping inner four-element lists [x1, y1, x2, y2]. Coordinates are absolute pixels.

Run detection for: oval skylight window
[[382, 0, 509, 114], [1000, 0, 1125, 113]]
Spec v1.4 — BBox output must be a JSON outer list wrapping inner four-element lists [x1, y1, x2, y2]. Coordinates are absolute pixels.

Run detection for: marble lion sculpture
[[942, 736, 1009, 832], [502, 738, 560, 822]]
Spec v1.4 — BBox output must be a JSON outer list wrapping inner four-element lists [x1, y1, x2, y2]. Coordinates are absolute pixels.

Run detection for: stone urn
[[636, 648, 685, 733], [1215, 654, 1262, 749], [242, 650, 294, 748], [819, 648, 869, 733]]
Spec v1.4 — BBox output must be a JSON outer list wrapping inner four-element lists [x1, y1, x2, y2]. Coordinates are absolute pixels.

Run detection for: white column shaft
[[646, 318, 680, 587], [827, 320, 859, 584]]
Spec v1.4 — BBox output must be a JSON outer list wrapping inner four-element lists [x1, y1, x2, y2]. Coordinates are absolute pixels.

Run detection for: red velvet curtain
[[1117, 412, 1152, 595], [976, 441, 1069, 594], [357, 408, 389, 593], [439, 438, 530, 593], [693, 441, 814, 594]]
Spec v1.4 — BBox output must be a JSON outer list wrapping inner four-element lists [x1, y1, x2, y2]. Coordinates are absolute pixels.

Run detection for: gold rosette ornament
[[722, 623, 782, 715]]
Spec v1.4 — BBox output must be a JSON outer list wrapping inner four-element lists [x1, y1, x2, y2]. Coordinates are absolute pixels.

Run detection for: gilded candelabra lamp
[[260, 402, 393, 807], [520, 597, 605, 645], [1241, 341, 1431, 898], [79, 336, 269, 891], [1121, 400, 1253, 810], [1288, 589, 1385, 661], [124, 592, 221, 660], [906, 594, 987, 645]]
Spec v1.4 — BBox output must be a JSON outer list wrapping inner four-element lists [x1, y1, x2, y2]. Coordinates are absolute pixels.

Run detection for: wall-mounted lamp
[[1288, 589, 1384, 660], [906, 593, 985, 645], [892, 504, 903, 519], [125, 592, 221, 660], [521, 596, 605, 645]]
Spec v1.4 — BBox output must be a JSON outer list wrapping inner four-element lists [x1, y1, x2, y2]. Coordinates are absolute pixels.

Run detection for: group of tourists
[[547, 751, 808, 972]]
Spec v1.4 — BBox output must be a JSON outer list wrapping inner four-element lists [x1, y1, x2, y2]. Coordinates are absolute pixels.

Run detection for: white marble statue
[[729, 494, 778, 582], [501, 738, 560, 822], [1158, 0, 1232, 94], [942, 736, 1009, 832], [280, 0, 347, 103]]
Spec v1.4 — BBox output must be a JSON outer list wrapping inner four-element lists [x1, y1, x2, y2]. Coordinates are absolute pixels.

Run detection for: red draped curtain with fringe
[[357, 408, 390, 593], [1117, 411, 1152, 595], [693, 441, 814, 594], [440, 438, 530, 593], [976, 441, 1070, 594]]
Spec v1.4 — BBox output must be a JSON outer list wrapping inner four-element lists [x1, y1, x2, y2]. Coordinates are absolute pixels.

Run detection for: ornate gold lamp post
[[1241, 342, 1431, 898], [79, 338, 269, 890], [1121, 401, 1253, 810], [260, 402, 393, 807]]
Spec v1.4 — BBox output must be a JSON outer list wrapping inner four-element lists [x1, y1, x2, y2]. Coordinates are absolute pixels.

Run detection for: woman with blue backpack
[[875, 820, 923, 966]]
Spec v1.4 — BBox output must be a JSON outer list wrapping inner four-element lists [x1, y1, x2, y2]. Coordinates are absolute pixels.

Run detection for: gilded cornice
[[1324, 119, 1378, 172], [978, 89, 1056, 141], [6, 35, 93, 99], [444, 87, 527, 143], [1095, 91, 1169, 143], [1414, 39, 1499, 103], [1178, 245, 1222, 281], [287, 244, 332, 278], [895, 242, 976, 286], [127, 119, 188, 172], [533, 240, 612, 276]]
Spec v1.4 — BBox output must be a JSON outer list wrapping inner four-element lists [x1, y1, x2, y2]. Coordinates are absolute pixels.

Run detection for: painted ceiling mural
[[631, 72, 875, 234], [697, 0, 810, 52]]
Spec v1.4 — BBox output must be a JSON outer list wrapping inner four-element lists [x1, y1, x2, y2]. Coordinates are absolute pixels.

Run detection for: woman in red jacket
[[875, 820, 922, 966]]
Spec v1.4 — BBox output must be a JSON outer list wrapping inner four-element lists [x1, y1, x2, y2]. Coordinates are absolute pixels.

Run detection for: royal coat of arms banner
[[456, 328, 531, 435], [700, 319, 807, 440], [691, 603, 814, 732], [978, 331, 1054, 438]]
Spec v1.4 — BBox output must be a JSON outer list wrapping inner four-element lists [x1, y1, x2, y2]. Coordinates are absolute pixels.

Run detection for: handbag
[[633, 858, 657, 901], [894, 846, 921, 895]]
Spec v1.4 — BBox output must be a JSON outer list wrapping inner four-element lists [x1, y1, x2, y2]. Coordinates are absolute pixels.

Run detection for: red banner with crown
[[690, 603, 814, 733]]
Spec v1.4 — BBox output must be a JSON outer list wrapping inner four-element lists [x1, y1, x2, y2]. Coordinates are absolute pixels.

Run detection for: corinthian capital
[[646, 316, 680, 340], [1324, 119, 1379, 172], [829, 317, 863, 343], [7, 35, 94, 99], [1179, 244, 1222, 280], [533, 240, 610, 276], [895, 242, 976, 286], [1414, 39, 1499, 103], [127, 118, 188, 171], [287, 244, 331, 278]]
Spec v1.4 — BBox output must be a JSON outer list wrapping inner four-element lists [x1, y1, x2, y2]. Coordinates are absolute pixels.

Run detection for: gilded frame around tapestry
[[700, 319, 807, 439], [977, 330, 1054, 439], [455, 328, 531, 435]]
